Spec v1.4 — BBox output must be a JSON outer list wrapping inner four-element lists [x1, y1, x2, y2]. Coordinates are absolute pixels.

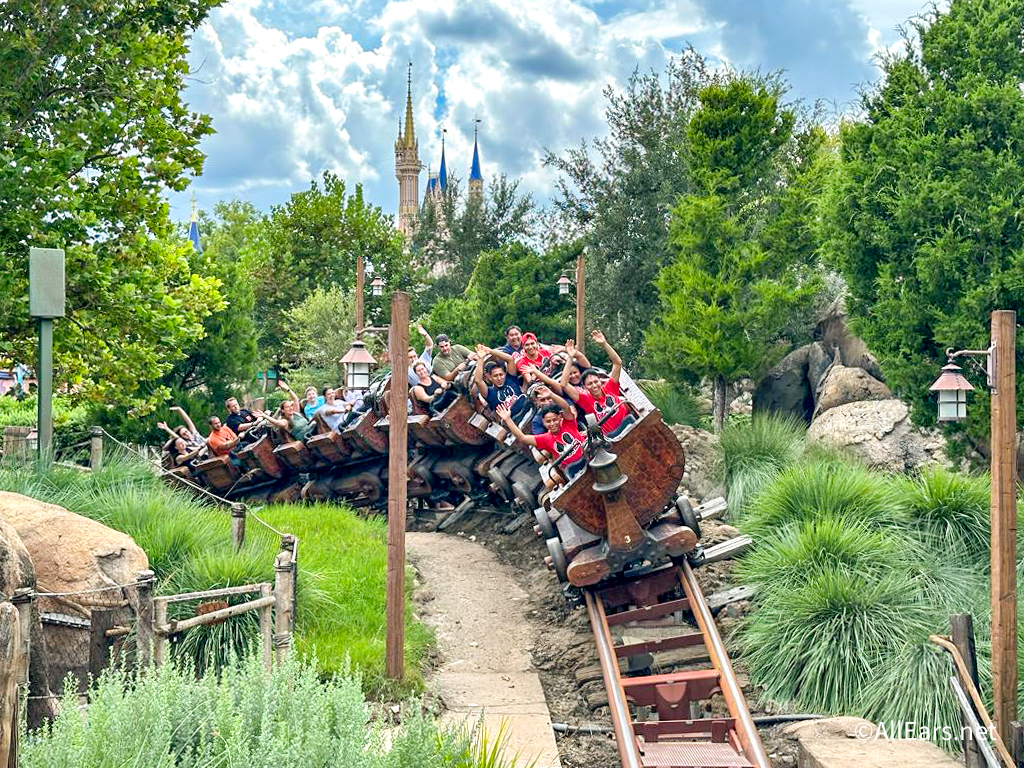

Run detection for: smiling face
[[542, 410, 563, 434], [532, 386, 552, 408], [323, 388, 335, 403], [582, 371, 603, 398], [522, 336, 540, 357], [568, 366, 582, 386], [304, 386, 317, 403], [413, 361, 429, 380], [489, 366, 507, 388], [282, 400, 297, 417], [505, 327, 522, 349], [173, 437, 187, 453], [176, 426, 191, 440]]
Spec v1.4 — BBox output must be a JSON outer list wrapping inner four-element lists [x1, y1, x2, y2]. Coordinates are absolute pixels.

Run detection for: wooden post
[[356, 253, 365, 333], [0, 603, 20, 767], [1010, 721, 1024, 768], [10, 590, 30, 689], [135, 570, 155, 667], [259, 582, 273, 671], [273, 537, 295, 662], [153, 598, 168, 667], [951, 614, 984, 768], [576, 249, 586, 354], [386, 291, 410, 681], [991, 309, 1018, 734], [230, 503, 246, 551], [90, 426, 104, 472]]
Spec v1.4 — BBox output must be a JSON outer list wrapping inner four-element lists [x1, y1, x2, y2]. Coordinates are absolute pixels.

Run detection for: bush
[[88, 385, 227, 445], [894, 467, 990, 561], [718, 414, 805, 517], [739, 456, 904, 537], [21, 652, 531, 768], [637, 380, 703, 427], [0, 394, 91, 453]]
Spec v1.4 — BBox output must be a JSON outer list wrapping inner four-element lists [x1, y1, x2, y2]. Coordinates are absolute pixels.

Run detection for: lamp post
[[28, 248, 65, 464], [354, 254, 386, 334], [557, 250, 586, 354], [929, 310, 1017, 734], [340, 339, 376, 392]]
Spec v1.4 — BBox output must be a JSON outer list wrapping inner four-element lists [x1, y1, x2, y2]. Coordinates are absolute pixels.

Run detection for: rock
[[0, 492, 149, 617], [813, 365, 892, 418], [782, 716, 877, 740], [806, 342, 833, 393], [816, 295, 884, 381], [670, 425, 723, 501], [753, 346, 813, 423], [806, 399, 948, 471]]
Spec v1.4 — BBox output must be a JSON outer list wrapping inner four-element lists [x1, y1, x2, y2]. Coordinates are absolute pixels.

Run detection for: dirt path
[[408, 531, 561, 768]]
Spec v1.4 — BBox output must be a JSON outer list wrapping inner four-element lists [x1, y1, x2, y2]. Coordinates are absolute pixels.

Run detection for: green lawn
[[0, 454, 430, 698]]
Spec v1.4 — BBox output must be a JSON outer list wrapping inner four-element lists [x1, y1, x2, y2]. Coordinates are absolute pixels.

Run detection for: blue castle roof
[[469, 136, 482, 181]]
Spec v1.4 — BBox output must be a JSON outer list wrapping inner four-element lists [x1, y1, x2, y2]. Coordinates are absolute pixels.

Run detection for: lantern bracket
[[946, 346, 997, 391]]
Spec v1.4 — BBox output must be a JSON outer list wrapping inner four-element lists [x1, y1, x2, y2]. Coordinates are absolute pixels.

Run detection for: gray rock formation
[[813, 364, 893, 419], [671, 425, 723, 502], [805, 399, 947, 471], [752, 346, 814, 422]]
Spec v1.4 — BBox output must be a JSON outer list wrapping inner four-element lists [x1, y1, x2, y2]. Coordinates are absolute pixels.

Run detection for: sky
[[171, 0, 938, 223]]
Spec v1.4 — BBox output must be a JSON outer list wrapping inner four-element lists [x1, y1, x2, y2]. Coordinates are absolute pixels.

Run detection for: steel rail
[[585, 589, 644, 768], [678, 561, 771, 768]]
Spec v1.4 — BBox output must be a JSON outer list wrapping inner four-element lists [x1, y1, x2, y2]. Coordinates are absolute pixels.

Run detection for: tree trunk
[[712, 375, 728, 433]]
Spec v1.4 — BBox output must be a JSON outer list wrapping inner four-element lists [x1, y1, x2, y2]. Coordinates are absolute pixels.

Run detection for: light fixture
[[370, 276, 385, 297], [557, 273, 572, 296], [340, 339, 376, 390], [929, 362, 974, 423]]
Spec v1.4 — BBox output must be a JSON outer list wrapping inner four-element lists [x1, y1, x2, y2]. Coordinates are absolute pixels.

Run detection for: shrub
[[0, 394, 91, 453], [637, 380, 703, 427], [740, 456, 903, 537], [894, 467, 990, 561], [21, 652, 530, 768], [718, 413, 805, 516]]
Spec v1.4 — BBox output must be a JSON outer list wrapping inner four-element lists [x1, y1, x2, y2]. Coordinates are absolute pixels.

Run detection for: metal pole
[[36, 318, 53, 463], [356, 253, 365, 334], [990, 309, 1018, 734], [386, 291, 410, 680], [576, 250, 586, 354]]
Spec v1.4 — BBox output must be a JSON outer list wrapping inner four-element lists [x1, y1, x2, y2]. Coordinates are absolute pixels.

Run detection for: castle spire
[[469, 118, 483, 201], [438, 128, 447, 191], [402, 61, 415, 147]]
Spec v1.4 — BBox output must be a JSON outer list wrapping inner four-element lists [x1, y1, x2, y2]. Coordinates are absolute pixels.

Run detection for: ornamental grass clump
[[742, 569, 934, 714], [894, 467, 991, 561], [739, 456, 903, 537], [637, 380, 703, 427], [718, 414, 805, 517]]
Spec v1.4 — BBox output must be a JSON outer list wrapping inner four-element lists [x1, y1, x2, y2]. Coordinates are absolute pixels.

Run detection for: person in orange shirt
[[206, 416, 239, 456]]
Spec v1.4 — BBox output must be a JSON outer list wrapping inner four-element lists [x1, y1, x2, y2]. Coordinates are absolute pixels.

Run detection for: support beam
[[36, 319, 53, 463], [990, 309, 1018, 734], [576, 250, 586, 353], [386, 291, 410, 681], [355, 254, 365, 333]]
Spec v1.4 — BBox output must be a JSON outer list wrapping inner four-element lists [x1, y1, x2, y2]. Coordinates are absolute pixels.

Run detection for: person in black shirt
[[225, 397, 259, 442], [474, 345, 528, 421]]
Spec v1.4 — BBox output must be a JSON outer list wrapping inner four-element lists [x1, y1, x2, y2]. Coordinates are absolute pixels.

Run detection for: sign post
[[28, 248, 65, 464], [385, 292, 409, 680]]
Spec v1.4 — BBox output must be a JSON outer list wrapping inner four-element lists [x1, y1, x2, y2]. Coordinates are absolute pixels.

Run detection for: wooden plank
[[606, 598, 690, 627], [951, 614, 985, 768], [135, 570, 155, 667], [695, 497, 728, 521], [991, 311, 1018, 733], [273, 542, 294, 662], [260, 583, 273, 671], [0, 602, 19, 767], [700, 536, 753, 564], [153, 598, 168, 665], [89, 608, 121, 680], [386, 291, 410, 681], [501, 512, 532, 534], [437, 498, 474, 531], [707, 585, 757, 613], [161, 582, 267, 604], [157, 595, 275, 635]]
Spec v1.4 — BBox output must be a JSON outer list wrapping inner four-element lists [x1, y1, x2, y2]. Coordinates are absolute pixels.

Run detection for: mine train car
[[164, 370, 701, 592]]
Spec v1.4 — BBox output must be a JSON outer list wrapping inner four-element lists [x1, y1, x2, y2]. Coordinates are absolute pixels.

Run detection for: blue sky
[[172, 0, 937, 223]]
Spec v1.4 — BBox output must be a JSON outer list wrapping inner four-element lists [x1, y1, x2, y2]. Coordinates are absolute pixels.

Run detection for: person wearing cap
[[512, 332, 554, 371], [525, 373, 585, 433], [431, 334, 474, 381]]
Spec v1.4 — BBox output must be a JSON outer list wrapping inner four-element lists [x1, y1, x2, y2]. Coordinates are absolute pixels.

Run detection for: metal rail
[[583, 563, 771, 768]]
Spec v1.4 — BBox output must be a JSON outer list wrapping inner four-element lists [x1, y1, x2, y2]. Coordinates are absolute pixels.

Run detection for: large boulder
[[752, 346, 813, 422], [0, 492, 148, 616], [671, 425, 723, 502], [813, 364, 892, 419], [816, 295, 884, 381], [806, 399, 948, 471]]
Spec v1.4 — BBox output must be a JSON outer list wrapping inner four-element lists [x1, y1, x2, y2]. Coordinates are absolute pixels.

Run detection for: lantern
[[370, 276, 385, 297], [929, 362, 974, 423], [557, 273, 571, 296], [340, 339, 376, 391]]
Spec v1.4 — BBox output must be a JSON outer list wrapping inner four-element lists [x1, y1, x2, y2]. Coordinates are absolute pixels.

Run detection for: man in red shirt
[[496, 401, 587, 482], [561, 330, 635, 438], [206, 416, 239, 456], [513, 332, 553, 371]]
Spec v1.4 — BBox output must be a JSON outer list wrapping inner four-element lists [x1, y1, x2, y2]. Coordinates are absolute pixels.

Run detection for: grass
[[21, 652, 533, 768], [0, 452, 430, 697], [637, 380, 704, 427], [717, 413, 805, 517], [894, 466, 991, 560]]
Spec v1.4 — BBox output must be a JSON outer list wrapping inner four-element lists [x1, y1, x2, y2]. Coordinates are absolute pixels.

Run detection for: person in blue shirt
[[301, 386, 325, 419], [498, 325, 524, 356]]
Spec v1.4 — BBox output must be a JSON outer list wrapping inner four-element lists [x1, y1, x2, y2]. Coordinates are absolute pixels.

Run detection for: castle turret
[[394, 63, 421, 238], [469, 119, 483, 201]]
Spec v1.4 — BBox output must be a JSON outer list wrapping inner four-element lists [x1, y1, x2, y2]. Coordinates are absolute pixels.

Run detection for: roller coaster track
[[583, 561, 771, 768]]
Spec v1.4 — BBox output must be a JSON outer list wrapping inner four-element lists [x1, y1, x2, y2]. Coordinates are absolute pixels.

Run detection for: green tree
[[170, 202, 262, 400], [544, 49, 710, 367], [820, 0, 1024, 444], [0, 0, 223, 408], [283, 285, 357, 381], [647, 74, 825, 431], [412, 173, 536, 305], [247, 173, 416, 359]]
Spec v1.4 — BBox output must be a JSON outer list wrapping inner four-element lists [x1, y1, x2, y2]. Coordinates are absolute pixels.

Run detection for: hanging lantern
[[340, 339, 376, 391], [929, 362, 974, 423], [370, 276, 385, 297], [557, 273, 572, 296]]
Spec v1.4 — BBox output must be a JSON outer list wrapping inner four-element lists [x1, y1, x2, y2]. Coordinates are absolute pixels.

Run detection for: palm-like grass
[[719, 413, 805, 481], [637, 380, 703, 427], [895, 467, 990, 560], [740, 457, 904, 537], [736, 515, 904, 591], [743, 569, 933, 713]]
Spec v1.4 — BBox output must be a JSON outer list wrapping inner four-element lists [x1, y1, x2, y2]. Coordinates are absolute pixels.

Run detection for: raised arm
[[156, 421, 178, 440], [484, 345, 520, 376], [496, 403, 538, 448], [169, 406, 198, 435], [278, 381, 301, 412], [591, 329, 621, 383], [549, 390, 576, 421], [417, 323, 433, 352], [560, 340, 581, 401], [473, 344, 489, 395], [520, 363, 563, 395], [255, 409, 288, 430]]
